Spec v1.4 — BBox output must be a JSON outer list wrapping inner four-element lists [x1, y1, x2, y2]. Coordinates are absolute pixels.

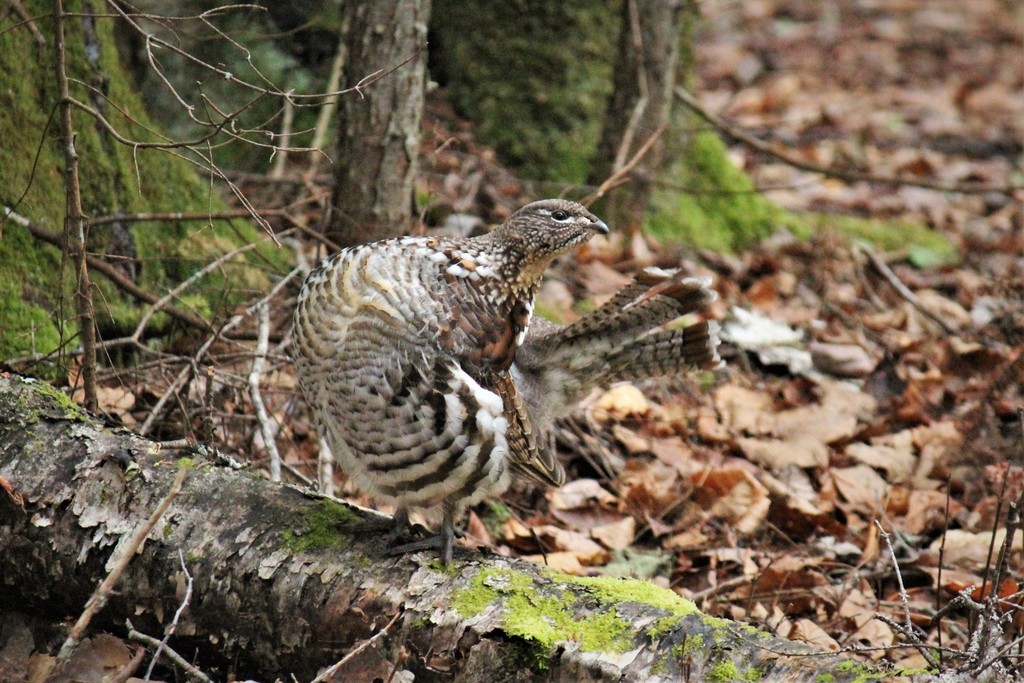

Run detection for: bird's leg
[[345, 506, 419, 544], [385, 502, 458, 565]]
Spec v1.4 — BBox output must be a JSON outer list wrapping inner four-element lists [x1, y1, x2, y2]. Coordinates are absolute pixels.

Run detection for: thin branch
[[675, 86, 1021, 196], [7, 208, 214, 333], [583, 121, 668, 206], [53, 0, 98, 410], [875, 519, 940, 669], [139, 267, 302, 435], [127, 620, 212, 683], [58, 465, 188, 663], [857, 243, 958, 336], [249, 301, 282, 482], [143, 549, 195, 681], [310, 610, 403, 683]]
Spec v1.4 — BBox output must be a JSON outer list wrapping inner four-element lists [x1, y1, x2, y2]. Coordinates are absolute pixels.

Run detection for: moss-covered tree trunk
[[0, 373, 891, 681], [327, 0, 430, 248], [590, 0, 685, 232], [0, 1, 283, 366], [430, 1, 790, 250]]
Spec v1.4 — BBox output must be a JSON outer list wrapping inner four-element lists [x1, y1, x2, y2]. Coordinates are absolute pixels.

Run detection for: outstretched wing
[[487, 370, 564, 487]]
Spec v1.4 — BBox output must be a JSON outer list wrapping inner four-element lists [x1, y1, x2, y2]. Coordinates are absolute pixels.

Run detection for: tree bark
[[590, 0, 685, 229], [0, 373, 887, 682], [327, 0, 429, 248]]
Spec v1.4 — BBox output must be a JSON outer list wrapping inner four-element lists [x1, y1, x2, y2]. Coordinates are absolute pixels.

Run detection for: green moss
[[706, 660, 741, 682], [562, 574, 696, 615], [0, 2, 289, 365], [647, 130, 800, 251], [430, 1, 619, 183], [26, 381, 90, 422], [833, 659, 890, 683], [816, 675, 835, 683], [452, 568, 635, 664], [283, 499, 360, 553], [804, 213, 958, 265]]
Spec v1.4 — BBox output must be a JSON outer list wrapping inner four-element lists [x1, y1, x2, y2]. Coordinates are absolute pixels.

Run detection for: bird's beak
[[590, 218, 610, 235]]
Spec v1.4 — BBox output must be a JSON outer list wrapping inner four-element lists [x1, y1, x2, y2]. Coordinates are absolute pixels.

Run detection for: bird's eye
[[551, 210, 569, 221]]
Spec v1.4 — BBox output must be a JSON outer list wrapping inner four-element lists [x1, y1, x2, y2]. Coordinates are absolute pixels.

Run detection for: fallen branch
[[0, 374, 892, 681]]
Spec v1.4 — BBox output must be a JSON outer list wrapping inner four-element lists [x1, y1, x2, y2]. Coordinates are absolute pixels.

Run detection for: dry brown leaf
[[465, 510, 491, 547], [523, 551, 585, 575], [696, 405, 731, 442], [592, 384, 651, 422], [916, 289, 972, 330], [929, 528, 1024, 570], [845, 435, 916, 483], [692, 467, 770, 534], [549, 479, 616, 510], [759, 467, 829, 516], [772, 381, 876, 443], [533, 525, 610, 566], [649, 437, 696, 474], [589, 516, 636, 551], [809, 342, 877, 377], [898, 489, 962, 535], [714, 385, 774, 433], [612, 424, 651, 454], [737, 435, 829, 469], [789, 619, 839, 650], [665, 527, 709, 551], [831, 465, 890, 512]]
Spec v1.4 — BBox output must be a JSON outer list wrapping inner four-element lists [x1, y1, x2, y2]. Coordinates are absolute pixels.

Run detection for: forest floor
[[72, 0, 1022, 676]]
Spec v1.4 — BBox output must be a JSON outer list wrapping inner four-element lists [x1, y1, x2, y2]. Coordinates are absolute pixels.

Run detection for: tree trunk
[[327, 0, 430, 248], [590, 0, 685, 229], [0, 373, 888, 682]]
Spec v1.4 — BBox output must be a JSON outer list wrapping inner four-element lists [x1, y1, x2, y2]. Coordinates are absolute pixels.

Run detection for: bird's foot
[[385, 513, 458, 565]]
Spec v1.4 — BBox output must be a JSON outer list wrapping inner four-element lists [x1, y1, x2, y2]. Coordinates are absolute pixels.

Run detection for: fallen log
[[0, 373, 889, 681]]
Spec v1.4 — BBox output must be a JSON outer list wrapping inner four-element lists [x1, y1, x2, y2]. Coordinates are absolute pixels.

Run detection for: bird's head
[[492, 199, 608, 290]]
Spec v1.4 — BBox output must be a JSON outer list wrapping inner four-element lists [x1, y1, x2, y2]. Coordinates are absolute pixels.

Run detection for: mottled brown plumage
[[513, 268, 721, 433], [293, 199, 720, 564], [293, 199, 607, 563]]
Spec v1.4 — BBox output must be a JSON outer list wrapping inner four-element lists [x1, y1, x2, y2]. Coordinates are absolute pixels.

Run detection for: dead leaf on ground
[[831, 465, 890, 512], [590, 516, 636, 551], [845, 431, 917, 484], [592, 384, 652, 422], [929, 528, 1024, 570], [737, 435, 829, 469], [790, 619, 839, 650], [691, 467, 770, 534]]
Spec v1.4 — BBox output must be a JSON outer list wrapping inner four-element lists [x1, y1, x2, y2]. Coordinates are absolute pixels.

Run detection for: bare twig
[[270, 97, 295, 178], [874, 519, 940, 669], [583, 122, 668, 206], [307, 35, 346, 178], [857, 243, 958, 336], [53, 0, 97, 410], [675, 86, 1021, 196], [318, 435, 335, 497], [127, 620, 212, 683], [57, 465, 189, 663], [249, 301, 282, 482], [309, 610, 403, 683], [140, 267, 303, 435], [8, 208, 214, 333], [143, 549, 195, 681]]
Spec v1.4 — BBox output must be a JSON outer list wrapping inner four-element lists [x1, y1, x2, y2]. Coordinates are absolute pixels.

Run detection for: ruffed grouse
[[293, 199, 719, 564]]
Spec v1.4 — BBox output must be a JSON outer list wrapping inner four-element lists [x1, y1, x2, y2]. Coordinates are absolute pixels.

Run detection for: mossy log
[[0, 374, 892, 681]]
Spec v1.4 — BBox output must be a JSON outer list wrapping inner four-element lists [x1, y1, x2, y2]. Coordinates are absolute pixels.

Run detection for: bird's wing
[[488, 370, 565, 487]]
